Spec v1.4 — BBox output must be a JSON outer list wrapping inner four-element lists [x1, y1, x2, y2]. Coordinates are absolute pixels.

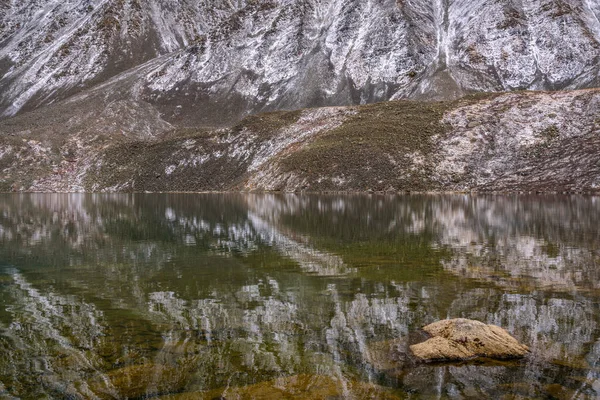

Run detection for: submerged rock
[[366, 338, 409, 371], [156, 374, 402, 400], [410, 318, 529, 362], [88, 363, 188, 399]]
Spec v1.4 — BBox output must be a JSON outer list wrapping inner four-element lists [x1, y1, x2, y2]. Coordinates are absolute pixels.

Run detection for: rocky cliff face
[[1, 0, 600, 125]]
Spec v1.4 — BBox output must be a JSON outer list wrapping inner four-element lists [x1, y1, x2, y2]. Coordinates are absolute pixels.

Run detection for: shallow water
[[0, 193, 599, 399]]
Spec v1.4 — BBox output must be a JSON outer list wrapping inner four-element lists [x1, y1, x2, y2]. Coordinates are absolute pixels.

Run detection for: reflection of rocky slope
[[248, 193, 600, 292], [4, 267, 599, 398], [3, 193, 599, 292], [429, 195, 600, 291], [1, 194, 600, 398], [0, 268, 109, 398], [2, 90, 600, 193], [247, 211, 351, 276]]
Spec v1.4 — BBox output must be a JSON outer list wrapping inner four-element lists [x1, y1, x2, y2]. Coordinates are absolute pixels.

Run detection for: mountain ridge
[[1, 0, 600, 125], [2, 1, 600, 193]]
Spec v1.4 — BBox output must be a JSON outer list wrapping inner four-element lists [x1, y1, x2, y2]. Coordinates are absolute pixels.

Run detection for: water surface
[[0, 193, 599, 399]]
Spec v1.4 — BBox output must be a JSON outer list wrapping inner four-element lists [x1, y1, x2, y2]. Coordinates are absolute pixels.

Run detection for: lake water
[[0, 193, 599, 399]]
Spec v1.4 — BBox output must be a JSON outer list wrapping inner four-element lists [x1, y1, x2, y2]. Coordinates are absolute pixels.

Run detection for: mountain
[[1, 0, 600, 126], [1, 89, 599, 193], [1, 0, 600, 193]]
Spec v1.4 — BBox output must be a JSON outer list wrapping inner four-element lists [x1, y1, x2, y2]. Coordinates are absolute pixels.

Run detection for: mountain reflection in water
[[0, 193, 599, 399]]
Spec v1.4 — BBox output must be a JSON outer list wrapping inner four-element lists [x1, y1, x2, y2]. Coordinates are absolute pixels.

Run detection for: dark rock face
[[410, 318, 529, 362], [1, 0, 600, 125]]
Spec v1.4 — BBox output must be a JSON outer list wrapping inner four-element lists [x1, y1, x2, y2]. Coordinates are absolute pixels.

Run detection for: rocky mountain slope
[[1, 0, 600, 193], [1, 88, 599, 193], [1, 0, 600, 126]]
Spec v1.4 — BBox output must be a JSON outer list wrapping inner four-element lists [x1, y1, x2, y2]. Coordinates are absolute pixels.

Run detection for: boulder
[[410, 318, 529, 362]]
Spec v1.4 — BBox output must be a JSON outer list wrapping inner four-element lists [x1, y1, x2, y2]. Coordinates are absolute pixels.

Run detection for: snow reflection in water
[[0, 193, 598, 398]]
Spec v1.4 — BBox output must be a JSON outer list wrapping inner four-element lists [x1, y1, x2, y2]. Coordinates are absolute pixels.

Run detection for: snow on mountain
[[1, 0, 599, 125]]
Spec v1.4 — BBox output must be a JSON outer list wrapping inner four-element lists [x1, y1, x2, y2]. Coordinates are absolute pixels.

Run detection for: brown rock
[[410, 318, 529, 362], [410, 336, 474, 361]]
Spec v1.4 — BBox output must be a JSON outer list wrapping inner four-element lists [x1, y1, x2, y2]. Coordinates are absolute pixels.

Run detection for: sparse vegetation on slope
[[0, 90, 599, 194]]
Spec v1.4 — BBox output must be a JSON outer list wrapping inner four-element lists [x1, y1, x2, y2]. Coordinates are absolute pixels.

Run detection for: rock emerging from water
[[410, 318, 529, 362]]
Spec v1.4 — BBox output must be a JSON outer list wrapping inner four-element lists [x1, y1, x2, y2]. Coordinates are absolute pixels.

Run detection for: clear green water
[[0, 193, 599, 399]]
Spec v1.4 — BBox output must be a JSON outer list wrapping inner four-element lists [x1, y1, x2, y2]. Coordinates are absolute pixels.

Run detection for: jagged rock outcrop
[[410, 318, 530, 361], [1, 0, 600, 125]]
